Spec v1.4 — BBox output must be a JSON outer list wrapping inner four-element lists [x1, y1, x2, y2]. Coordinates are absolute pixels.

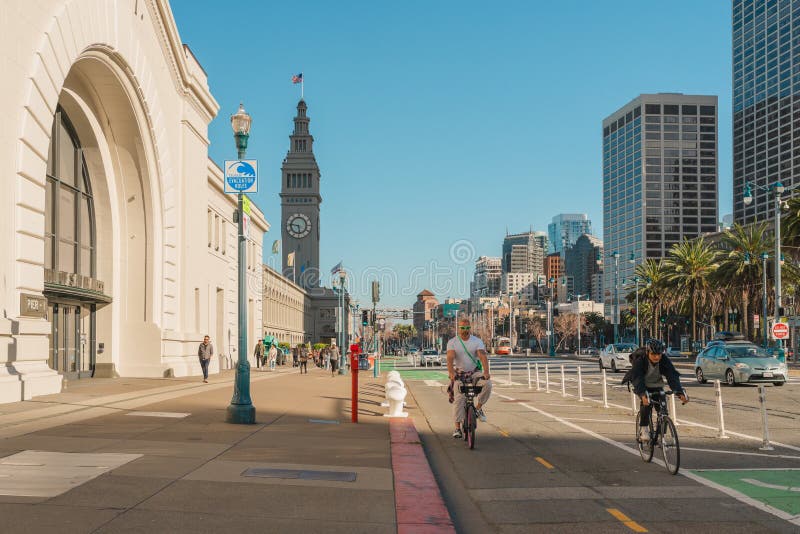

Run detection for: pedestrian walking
[[198, 335, 214, 383], [329, 344, 340, 376], [299, 344, 309, 374], [268, 342, 278, 371], [254, 339, 264, 369], [292, 346, 298, 367]]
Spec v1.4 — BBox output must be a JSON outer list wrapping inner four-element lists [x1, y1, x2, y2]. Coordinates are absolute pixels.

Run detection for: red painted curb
[[390, 418, 456, 533]]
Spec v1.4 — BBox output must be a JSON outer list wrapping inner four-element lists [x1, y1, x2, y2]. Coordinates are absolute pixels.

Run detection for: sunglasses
[[459, 326, 471, 331]]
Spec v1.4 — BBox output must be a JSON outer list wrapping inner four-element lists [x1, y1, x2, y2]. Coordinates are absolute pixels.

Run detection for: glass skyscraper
[[547, 213, 592, 255], [733, 0, 800, 224], [602, 94, 718, 319]]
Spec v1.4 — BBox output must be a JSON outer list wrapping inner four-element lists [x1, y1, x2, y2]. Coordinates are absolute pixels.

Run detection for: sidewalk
[[0, 365, 425, 533]]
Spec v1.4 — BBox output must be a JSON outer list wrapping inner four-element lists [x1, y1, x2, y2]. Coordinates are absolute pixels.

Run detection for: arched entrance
[[41, 50, 165, 378]]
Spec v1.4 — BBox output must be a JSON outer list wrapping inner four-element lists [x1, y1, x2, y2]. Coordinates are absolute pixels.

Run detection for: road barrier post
[[601, 369, 608, 408], [560, 364, 566, 397], [545, 364, 550, 393], [758, 385, 774, 451], [527, 362, 531, 389], [535, 363, 541, 391], [669, 392, 678, 427], [630, 390, 637, 416], [508, 361, 512, 385], [577, 365, 584, 402], [715, 380, 728, 439]]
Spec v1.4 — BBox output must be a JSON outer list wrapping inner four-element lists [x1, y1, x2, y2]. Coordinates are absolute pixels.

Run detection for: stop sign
[[772, 322, 790, 340]]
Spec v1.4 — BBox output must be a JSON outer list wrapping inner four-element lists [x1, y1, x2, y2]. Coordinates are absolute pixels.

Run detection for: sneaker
[[452, 428, 463, 439], [203, 379, 208, 383], [475, 408, 487, 423]]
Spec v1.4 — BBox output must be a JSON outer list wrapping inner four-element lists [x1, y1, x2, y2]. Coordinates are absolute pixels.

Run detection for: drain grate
[[242, 467, 357, 482]]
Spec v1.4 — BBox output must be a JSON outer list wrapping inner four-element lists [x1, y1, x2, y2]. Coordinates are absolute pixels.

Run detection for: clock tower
[[280, 99, 321, 289]]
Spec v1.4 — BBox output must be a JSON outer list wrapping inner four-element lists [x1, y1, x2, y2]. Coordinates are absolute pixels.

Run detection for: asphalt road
[[396, 356, 800, 533]]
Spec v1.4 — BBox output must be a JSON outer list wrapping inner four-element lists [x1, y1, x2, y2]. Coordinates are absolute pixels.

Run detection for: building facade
[[733, 0, 800, 224], [0, 0, 269, 403], [602, 93, 718, 318], [547, 214, 592, 255], [472, 256, 502, 298], [262, 265, 312, 346], [565, 233, 604, 300], [501, 231, 546, 277], [413, 290, 439, 347]]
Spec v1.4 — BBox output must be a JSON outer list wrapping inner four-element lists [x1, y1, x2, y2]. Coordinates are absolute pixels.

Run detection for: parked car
[[695, 340, 788, 386], [582, 347, 600, 356], [421, 349, 442, 366], [599, 343, 638, 373]]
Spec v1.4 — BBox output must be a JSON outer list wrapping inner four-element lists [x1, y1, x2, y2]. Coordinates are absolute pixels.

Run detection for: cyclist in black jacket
[[630, 339, 689, 441]]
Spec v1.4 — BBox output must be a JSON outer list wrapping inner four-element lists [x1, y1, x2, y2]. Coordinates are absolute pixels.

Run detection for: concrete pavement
[[0, 364, 443, 533]]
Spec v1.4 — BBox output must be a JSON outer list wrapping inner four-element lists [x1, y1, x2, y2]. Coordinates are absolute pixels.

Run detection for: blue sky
[[171, 0, 732, 308]]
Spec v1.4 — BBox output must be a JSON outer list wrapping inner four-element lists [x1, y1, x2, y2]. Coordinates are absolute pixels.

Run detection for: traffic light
[[370, 310, 376, 326], [361, 310, 369, 326], [403, 310, 408, 320], [660, 316, 666, 324]]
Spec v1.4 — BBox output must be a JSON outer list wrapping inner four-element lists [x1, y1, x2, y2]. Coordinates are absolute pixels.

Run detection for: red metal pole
[[350, 345, 359, 423]]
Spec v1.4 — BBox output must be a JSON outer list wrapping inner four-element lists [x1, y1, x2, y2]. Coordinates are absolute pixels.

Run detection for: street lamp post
[[628, 252, 640, 346], [226, 103, 255, 424], [761, 252, 769, 347], [615, 253, 621, 343], [744, 181, 791, 357], [548, 277, 556, 357]]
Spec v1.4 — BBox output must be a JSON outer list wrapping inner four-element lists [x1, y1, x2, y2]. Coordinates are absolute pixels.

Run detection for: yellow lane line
[[534, 456, 554, 469], [607, 508, 648, 532]]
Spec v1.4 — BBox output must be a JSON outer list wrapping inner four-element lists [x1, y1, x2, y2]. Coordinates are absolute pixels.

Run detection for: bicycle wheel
[[466, 404, 477, 450], [661, 417, 680, 475], [635, 409, 654, 462]]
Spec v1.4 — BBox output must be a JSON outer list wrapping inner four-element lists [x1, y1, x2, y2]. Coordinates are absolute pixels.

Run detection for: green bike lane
[[401, 373, 800, 533]]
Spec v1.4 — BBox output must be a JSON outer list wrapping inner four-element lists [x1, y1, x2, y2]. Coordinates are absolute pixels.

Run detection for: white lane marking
[[681, 447, 800, 460], [424, 380, 444, 387], [741, 478, 800, 492], [126, 411, 190, 418], [563, 418, 633, 424], [497, 393, 800, 527]]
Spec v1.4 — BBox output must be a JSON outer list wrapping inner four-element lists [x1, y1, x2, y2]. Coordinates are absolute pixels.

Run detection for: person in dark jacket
[[629, 339, 689, 441]]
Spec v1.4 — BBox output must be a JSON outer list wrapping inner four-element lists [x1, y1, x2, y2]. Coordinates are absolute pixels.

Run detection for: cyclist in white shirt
[[447, 317, 492, 439]]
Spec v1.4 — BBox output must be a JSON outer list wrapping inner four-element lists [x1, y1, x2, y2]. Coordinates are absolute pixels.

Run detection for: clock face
[[287, 213, 312, 238]]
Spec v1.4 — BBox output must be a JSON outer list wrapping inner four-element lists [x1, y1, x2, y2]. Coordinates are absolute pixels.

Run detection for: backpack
[[620, 347, 647, 386]]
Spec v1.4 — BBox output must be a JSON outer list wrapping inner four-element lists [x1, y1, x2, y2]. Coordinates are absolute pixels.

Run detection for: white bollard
[[758, 385, 774, 451], [535, 362, 541, 391], [508, 361, 512, 384], [631, 390, 638, 416], [715, 380, 729, 439], [545, 364, 550, 393], [527, 362, 532, 389], [669, 392, 678, 427], [601, 369, 609, 408], [577, 365, 584, 402], [560, 365, 566, 397], [384, 384, 408, 418]]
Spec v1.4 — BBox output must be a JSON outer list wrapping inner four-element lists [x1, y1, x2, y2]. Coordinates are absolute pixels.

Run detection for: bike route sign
[[224, 160, 258, 193]]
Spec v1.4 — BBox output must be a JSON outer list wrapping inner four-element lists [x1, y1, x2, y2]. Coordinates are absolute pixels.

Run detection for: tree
[[392, 324, 417, 348], [554, 313, 579, 350], [663, 237, 720, 343], [583, 312, 606, 346], [715, 223, 772, 340], [524, 316, 547, 353], [634, 259, 668, 340]]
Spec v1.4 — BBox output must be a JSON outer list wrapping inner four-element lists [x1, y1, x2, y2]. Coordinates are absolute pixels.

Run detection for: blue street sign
[[224, 160, 258, 193]]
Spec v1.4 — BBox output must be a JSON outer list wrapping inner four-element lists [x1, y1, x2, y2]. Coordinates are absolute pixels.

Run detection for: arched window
[[45, 108, 95, 278]]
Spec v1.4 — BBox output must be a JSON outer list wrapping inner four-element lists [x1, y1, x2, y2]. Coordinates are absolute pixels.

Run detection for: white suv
[[421, 349, 442, 366]]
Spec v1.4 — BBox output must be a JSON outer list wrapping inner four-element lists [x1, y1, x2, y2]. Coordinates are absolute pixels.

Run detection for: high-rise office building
[[547, 214, 592, 255], [565, 233, 603, 299], [602, 93, 718, 318], [501, 231, 547, 276], [733, 0, 800, 224], [472, 256, 502, 298]]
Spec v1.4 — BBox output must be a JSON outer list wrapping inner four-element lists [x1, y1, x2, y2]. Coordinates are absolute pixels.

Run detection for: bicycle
[[455, 371, 484, 450], [635, 390, 681, 475]]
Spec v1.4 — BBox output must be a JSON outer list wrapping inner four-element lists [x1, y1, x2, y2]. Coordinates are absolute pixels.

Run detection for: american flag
[[291, 73, 303, 84]]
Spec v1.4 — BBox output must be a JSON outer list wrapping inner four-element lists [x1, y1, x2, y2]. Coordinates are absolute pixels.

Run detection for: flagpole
[[301, 77, 304, 99]]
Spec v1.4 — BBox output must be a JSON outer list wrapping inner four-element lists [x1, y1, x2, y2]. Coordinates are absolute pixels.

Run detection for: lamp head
[[629, 252, 635, 264], [742, 183, 753, 205], [774, 182, 785, 194], [230, 103, 252, 135]]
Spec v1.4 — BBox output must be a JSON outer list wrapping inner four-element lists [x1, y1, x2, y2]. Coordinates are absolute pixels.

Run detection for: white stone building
[[0, 0, 267, 403]]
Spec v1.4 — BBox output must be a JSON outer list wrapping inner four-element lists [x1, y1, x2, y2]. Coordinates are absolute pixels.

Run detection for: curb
[[389, 418, 456, 533]]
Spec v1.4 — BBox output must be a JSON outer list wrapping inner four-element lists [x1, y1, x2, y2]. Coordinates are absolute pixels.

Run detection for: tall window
[[45, 109, 95, 277]]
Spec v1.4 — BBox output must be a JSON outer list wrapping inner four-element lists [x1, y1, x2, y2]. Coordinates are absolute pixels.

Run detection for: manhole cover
[[242, 468, 356, 482]]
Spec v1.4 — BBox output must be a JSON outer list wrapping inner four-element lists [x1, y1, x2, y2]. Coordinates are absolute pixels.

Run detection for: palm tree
[[634, 259, 668, 340], [781, 196, 800, 262], [715, 223, 772, 341], [663, 237, 720, 344]]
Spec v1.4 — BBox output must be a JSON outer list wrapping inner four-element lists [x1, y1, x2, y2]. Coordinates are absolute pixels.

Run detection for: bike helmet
[[645, 338, 666, 354]]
